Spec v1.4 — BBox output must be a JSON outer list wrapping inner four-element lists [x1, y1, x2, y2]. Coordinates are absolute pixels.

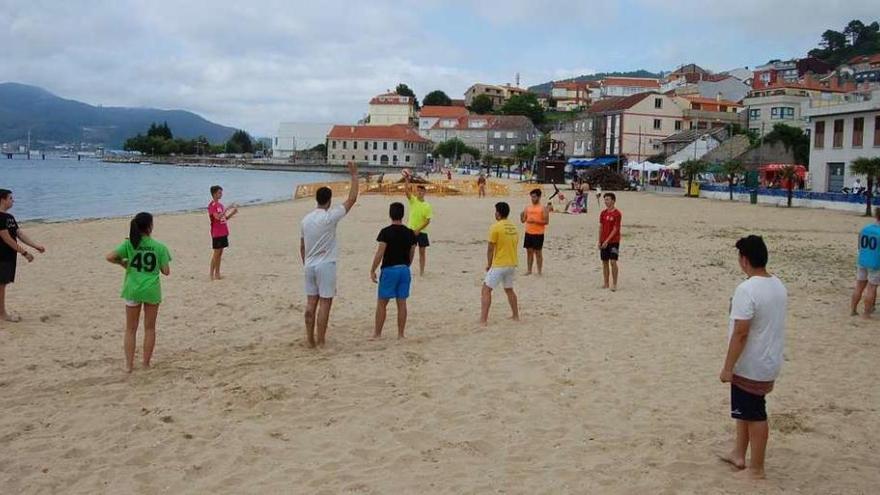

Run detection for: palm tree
[[680, 159, 708, 198], [850, 157, 880, 216], [720, 159, 745, 201], [779, 165, 799, 208]]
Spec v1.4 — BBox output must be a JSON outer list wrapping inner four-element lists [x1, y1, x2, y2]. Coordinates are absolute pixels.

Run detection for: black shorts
[[0, 259, 16, 284], [730, 384, 767, 422], [600, 243, 620, 261], [212, 236, 229, 249], [416, 232, 430, 247], [523, 233, 545, 250]]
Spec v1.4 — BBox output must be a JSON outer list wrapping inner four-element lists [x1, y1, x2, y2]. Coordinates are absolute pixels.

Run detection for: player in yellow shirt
[[404, 174, 433, 276], [480, 202, 519, 326]]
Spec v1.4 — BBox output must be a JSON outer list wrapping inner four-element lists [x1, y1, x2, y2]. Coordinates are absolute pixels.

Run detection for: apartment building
[[598, 77, 660, 98], [463, 83, 528, 109], [549, 113, 594, 157], [422, 114, 537, 158], [367, 92, 416, 126], [588, 92, 684, 162], [326, 124, 431, 167], [550, 81, 594, 111], [804, 90, 880, 192]]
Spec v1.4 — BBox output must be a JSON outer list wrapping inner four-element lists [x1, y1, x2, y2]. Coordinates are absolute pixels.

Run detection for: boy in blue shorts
[[370, 202, 417, 339], [851, 207, 880, 318]]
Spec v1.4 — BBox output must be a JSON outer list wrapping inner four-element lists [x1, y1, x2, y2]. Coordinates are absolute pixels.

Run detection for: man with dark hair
[[404, 176, 433, 276], [480, 202, 519, 325], [851, 207, 880, 318], [207, 185, 238, 280], [719, 235, 787, 480], [598, 192, 622, 291], [370, 202, 417, 339], [299, 162, 359, 348], [0, 189, 46, 322], [520, 188, 549, 275]]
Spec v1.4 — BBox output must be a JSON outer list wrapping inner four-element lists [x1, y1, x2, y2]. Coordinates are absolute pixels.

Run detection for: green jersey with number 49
[[114, 236, 172, 304]]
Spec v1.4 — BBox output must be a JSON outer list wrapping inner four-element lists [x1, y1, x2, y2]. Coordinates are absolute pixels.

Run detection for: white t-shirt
[[301, 205, 347, 267], [728, 275, 788, 381]]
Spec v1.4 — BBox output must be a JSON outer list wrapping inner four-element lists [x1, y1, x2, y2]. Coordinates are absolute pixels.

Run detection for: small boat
[[139, 161, 153, 165]]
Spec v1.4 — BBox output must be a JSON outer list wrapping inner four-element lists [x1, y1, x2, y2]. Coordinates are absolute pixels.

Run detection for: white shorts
[[484, 267, 515, 290], [305, 261, 337, 298], [125, 300, 140, 307], [856, 266, 880, 286]]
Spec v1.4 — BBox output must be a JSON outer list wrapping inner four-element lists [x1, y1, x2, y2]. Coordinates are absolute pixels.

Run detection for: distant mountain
[[528, 70, 663, 95], [0, 82, 238, 148]]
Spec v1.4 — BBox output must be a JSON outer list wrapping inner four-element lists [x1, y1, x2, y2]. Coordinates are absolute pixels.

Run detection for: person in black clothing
[[370, 202, 417, 339], [0, 189, 46, 322]]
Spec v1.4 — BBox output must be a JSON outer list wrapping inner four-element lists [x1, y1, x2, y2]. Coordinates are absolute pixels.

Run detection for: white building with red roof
[[326, 124, 431, 167], [418, 105, 470, 135], [368, 92, 417, 126], [599, 77, 661, 98]]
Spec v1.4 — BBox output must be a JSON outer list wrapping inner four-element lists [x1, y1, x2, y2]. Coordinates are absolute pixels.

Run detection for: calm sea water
[[0, 158, 338, 222]]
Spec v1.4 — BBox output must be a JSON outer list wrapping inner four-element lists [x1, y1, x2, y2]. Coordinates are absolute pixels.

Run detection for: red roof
[[328, 124, 428, 142], [419, 105, 470, 118], [682, 95, 742, 107], [587, 92, 654, 113], [601, 77, 660, 88], [553, 81, 591, 90], [847, 53, 880, 65]]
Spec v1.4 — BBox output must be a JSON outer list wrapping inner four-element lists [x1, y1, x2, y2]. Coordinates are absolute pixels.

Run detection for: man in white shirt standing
[[719, 235, 787, 480], [300, 162, 359, 348]]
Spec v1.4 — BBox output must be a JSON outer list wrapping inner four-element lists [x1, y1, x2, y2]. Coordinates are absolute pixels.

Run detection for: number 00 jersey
[[114, 236, 172, 304], [858, 223, 880, 270]]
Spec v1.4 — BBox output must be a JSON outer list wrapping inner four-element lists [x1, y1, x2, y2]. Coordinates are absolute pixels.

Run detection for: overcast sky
[[1, 0, 877, 136]]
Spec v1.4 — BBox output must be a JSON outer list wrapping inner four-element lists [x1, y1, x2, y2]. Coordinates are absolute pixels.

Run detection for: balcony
[[682, 109, 746, 125]]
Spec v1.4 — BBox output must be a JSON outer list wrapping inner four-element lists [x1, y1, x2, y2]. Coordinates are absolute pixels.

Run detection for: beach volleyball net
[[294, 179, 509, 199]]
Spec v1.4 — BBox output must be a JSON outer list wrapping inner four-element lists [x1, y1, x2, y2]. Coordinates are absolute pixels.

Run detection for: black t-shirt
[[376, 224, 416, 268], [0, 212, 19, 262]]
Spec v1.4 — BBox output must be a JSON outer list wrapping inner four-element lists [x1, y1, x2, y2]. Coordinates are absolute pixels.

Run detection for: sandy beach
[[0, 182, 878, 494]]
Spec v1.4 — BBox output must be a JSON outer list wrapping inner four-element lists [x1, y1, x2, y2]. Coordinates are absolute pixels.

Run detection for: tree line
[[124, 122, 260, 155]]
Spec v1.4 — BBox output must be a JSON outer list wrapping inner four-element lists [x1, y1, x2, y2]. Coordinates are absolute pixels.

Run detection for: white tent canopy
[[626, 161, 668, 172]]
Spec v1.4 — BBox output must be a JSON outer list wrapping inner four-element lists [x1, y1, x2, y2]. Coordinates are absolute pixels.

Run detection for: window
[[383, 142, 388, 150], [814, 121, 825, 148], [675, 121, 682, 131], [499, 145, 505, 151], [353, 142, 358, 150], [331, 140, 337, 149], [506, 132, 515, 139], [393, 155, 398, 162], [750, 128, 759, 135], [833, 119, 844, 148], [749, 108, 761, 119], [274, 137, 278, 146], [875, 116, 880, 146], [331, 154, 336, 159], [653, 119, 661, 130], [654, 98, 662, 109], [373, 142, 377, 150], [853, 117, 864, 147], [364, 155, 368, 161], [510, 145, 516, 151], [405, 155, 411, 162], [494, 131, 501, 138], [489, 144, 495, 151], [342, 141, 347, 149], [393, 142, 398, 151], [351, 155, 355, 160], [372, 154, 377, 161]]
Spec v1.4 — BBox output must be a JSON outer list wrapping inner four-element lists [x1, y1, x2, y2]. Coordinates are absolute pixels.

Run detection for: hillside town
[[274, 50, 880, 195]]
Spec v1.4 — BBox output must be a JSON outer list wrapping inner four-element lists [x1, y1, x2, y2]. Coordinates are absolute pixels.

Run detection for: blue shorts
[[378, 265, 411, 300]]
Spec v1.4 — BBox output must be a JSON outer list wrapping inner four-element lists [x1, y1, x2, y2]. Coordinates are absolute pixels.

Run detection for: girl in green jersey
[[105, 213, 171, 373]]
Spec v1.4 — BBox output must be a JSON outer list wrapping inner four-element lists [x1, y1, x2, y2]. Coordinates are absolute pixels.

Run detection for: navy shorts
[[416, 233, 430, 248], [0, 259, 15, 284], [730, 384, 767, 422], [378, 265, 412, 300], [523, 233, 545, 250], [212, 236, 229, 249], [600, 243, 619, 261]]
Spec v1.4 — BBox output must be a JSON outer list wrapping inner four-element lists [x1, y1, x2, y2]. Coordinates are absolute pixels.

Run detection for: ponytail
[[129, 212, 153, 248]]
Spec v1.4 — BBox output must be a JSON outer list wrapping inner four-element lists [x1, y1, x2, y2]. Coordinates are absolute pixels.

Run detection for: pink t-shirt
[[209, 200, 229, 238]]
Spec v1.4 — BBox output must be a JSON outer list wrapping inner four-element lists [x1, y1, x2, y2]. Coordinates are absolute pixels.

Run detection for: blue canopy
[[567, 156, 619, 168]]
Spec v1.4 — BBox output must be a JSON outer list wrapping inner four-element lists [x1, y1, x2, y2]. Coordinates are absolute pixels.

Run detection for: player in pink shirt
[[208, 185, 238, 280]]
